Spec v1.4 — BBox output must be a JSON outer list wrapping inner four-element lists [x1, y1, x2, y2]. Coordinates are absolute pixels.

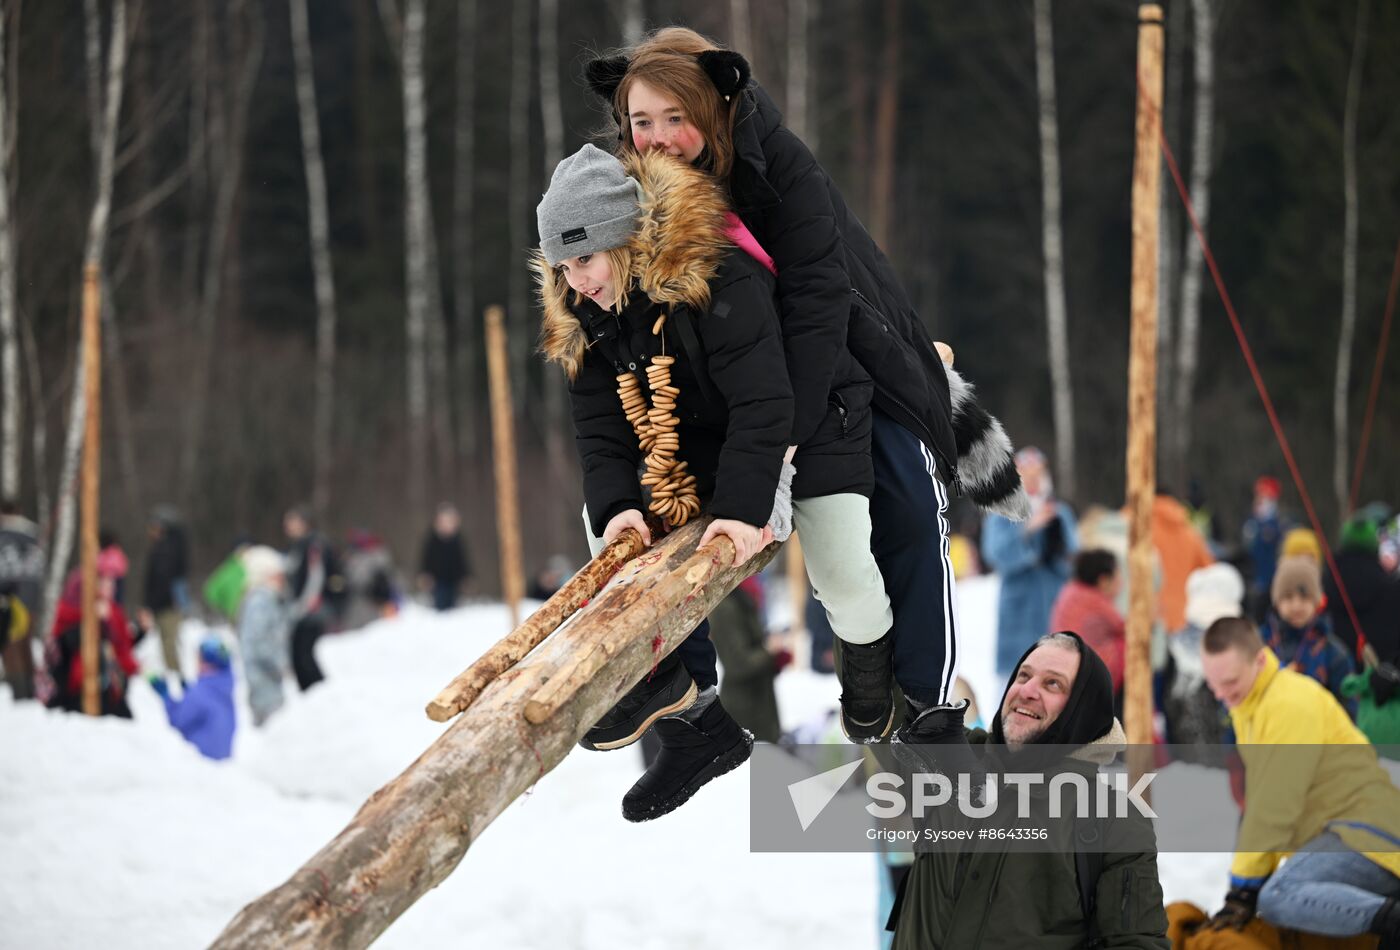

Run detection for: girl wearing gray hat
[[537, 143, 883, 820]]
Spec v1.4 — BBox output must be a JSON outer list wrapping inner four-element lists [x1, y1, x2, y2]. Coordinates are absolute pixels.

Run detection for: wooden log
[[425, 528, 647, 722], [209, 515, 778, 949], [80, 262, 102, 717], [484, 305, 524, 627], [522, 523, 757, 725], [1125, 3, 1164, 751]]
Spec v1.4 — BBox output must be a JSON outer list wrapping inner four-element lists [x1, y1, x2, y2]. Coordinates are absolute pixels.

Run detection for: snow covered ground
[[0, 574, 1228, 949]]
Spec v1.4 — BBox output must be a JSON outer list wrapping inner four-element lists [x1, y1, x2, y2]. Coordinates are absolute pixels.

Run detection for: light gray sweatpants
[[582, 494, 892, 645]]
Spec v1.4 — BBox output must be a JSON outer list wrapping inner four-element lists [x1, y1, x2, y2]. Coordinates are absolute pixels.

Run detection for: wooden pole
[[484, 305, 524, 627], [79, 262, 102, 716], [426, 528, 647, 722], [211, 516, 778, 949], [1125, 4, 1164, 749]]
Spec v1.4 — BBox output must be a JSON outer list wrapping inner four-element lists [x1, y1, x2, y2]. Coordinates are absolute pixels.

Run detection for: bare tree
[[785, 0, 812, 150], [180, 0, 265, 508], [869, 0, 899, 250], [43, 0, 128, 639], [85, 0, 141, 524], [1334, 0, 1371, 517], [289, 0, 339, 524], [0, 4, 18, 500], [539, 0, 563, 174], [729, 0, 751, 57], [453, 0, 478, 457], [1171, 0, 1215, 484], [1157, 0, 1188, 466], [1033, 0, 1076, 497], [619, 0, 643, 45], [401, 0, 431, 519]]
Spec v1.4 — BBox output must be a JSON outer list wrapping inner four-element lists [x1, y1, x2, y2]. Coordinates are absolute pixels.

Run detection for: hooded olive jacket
[[890, 727, 1170, 950]]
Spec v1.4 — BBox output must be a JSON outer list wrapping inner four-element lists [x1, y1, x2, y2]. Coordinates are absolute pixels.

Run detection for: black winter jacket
[[420, 532, 471, 588], [1324, 549, 1398, 659], [725, 84, 960, 483], [143, 528, 188, 611], [539, 151, 873, 538]]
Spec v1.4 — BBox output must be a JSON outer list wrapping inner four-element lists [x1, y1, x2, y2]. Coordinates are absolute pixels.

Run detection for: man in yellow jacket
[[1201, 616, 1400, 944]]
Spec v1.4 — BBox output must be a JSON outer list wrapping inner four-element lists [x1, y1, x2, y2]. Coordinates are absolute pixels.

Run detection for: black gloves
[[1206, 886, 1259, 931], [1371, 663, 1400, 707]]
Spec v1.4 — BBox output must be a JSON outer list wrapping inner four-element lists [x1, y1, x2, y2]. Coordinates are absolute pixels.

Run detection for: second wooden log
[[425, 528, 647, 722]]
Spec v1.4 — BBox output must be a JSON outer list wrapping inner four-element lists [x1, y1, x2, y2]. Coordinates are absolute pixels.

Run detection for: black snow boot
[[836, 633, 895, 743], [579, 654, 697, 752], [621, 692, 753, 822], [1372, 897, 1400, 949], [889, 699, 971, 776]]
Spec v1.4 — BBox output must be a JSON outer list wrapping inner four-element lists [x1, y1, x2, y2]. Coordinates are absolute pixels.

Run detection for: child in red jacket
[[43, 569, 139, 717]]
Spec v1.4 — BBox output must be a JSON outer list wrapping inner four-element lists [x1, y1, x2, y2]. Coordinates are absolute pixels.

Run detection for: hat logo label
[[562, 227, 588, 245]]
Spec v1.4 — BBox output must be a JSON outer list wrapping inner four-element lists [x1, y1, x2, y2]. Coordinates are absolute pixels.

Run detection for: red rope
[[1155, 121, 1371, 656], [1349, 238, 1400, 514]]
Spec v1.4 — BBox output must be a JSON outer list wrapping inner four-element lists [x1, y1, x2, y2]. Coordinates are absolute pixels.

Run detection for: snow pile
[[1, 576, 1226, 949]]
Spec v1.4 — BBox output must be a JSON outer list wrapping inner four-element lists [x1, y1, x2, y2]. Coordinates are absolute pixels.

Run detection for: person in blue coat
[[982, 448, 1078, 676], [150, 636, 236, 761]]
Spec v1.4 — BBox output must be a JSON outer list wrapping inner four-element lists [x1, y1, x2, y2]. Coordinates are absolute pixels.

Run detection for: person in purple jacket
[[149, 637, 236, 761]]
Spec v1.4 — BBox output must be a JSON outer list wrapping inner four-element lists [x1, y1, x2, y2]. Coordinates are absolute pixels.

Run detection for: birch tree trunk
[[1033, 0, 1076, 499], [729, 0, 751, 57], [1157, 0, 1187, 471], [85, 2, 140, 524], [619, 0, 643, 45], [1334, 0, 1370, 518], [289, 0, 339, 525], [0, 7, 19, 500], [402, 0, 431, 521], [452, 0, 478, 457], [785, 0, 812, 150], [43, 0, 128, 641], [1171, 0, 1214, 483]]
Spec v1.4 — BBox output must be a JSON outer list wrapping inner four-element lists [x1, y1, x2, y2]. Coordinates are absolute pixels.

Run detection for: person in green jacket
[[203, 542, 249, 622], [889, 631, 1170, 949]]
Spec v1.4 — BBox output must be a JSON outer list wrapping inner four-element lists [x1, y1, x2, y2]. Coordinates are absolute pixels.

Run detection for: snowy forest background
[[6, 0, 1400, 594]]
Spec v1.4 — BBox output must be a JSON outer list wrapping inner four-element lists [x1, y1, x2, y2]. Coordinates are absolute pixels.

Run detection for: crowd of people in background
[[0, 498, 495, 760], [2, 462, 1397, 763]]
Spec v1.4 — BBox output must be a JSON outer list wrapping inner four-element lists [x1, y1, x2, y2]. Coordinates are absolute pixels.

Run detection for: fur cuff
[[946, 366, 1031, 522]]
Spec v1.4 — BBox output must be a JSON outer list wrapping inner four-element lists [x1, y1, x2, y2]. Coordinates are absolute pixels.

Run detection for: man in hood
[[889, 632, 1169, 949]]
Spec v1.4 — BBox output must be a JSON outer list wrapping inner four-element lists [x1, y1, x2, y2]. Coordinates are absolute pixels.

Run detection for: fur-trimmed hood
[[536, 149, 733, 380]]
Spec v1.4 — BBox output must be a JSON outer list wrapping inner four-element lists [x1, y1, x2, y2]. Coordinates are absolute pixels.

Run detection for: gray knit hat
[[536, 144, 642, 265]]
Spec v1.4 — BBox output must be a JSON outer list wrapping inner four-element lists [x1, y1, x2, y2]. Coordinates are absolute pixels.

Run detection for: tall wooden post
[[1125, 5, 1164, 748], [484, 306, 524, 627], [80, 263, 102, 716]]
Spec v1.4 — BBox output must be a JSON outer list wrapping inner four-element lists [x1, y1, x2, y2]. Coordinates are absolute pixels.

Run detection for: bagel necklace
[[615, 310, 701, 526]]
